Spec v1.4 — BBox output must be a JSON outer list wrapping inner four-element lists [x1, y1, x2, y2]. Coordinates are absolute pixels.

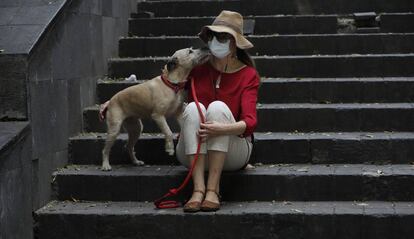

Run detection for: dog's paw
[[132, 159, 145, 166], [165, 141, 175, 156], [166, 148, 175, 156], [101, 163, 112, 171]]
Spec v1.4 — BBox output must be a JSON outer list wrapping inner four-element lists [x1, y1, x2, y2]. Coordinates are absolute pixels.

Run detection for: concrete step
[[257, 103, 414, 132], [128, 13, 414, 36], [83, 103, 414, 133], [36, 200, 414, 239], [97, 77, 414, 104], [119, 33, 414, 57], [129, 12, 414, 36], [38, 199, 414, 239], [128, 15, 337, 36], [381, 13, 414, 33], [52, 164, 414, 202], [108, 54, 414, 79], [69, 132, 414, 165], [136, 0, 414, 16]]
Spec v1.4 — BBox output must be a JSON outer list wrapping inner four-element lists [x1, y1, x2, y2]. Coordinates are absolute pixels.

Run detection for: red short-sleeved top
[[187, 62, 260, 137]]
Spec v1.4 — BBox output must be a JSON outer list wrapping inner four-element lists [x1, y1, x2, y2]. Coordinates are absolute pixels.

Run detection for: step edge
[[109, 53, 414, 61], [36, 200, 414, 215], [70, 131, 414, 141]]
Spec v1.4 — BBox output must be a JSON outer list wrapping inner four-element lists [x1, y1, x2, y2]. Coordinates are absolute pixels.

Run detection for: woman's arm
[[239, 72, 260, 137]]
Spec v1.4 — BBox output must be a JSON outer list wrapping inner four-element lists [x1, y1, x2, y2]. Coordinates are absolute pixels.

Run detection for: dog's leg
[[102, 108, 123, 171], [151, 114, 175, 156], [123, 117, 145, 166], [175, 103, 185, 130]]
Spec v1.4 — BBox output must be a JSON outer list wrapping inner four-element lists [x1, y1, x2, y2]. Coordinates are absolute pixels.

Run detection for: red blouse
[[187, 62, 260, 137]]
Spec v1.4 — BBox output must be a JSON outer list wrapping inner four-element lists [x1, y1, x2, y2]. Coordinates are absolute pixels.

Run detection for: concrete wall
[[0, 55, 28, 120], [26, 0, 136, 210], [0, 0, 67, 120], [0, 0, 136, 218], [0, 122, 32, 239]]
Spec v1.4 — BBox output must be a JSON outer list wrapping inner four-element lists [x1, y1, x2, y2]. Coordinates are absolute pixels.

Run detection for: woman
[[176, 10, 260, 212]]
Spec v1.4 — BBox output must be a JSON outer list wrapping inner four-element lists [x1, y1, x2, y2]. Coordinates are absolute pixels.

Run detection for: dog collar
[[161, 75, 186, 94]]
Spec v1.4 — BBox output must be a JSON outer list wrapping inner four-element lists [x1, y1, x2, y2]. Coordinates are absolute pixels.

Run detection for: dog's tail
[[99, 101, 109, 122]]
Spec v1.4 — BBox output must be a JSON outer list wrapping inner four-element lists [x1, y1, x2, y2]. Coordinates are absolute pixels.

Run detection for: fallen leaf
[[297, 167, 309, 172], [291, 209, 303, 213], [245, 164, 255, 170], [364, 134, 374, 138], [362, 171, 380, 177], [51, 175, 56, 183], [278, 164, 292, 167]]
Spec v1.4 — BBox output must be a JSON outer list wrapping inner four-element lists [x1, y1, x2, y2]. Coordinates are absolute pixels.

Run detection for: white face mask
[[208, 36, 230, 59]]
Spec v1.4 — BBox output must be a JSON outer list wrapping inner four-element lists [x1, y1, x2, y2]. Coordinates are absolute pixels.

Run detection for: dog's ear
[[167, 57, 178, 72]]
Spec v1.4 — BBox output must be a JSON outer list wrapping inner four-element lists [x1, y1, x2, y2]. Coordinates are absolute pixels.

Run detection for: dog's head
[[164, 47, 210, 83]]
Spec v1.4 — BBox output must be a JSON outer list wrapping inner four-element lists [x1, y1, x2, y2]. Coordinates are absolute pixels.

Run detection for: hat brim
[[198, 25, 253, 50]]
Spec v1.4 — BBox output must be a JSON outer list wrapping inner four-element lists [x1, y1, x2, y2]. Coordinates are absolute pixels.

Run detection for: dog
[[99, 47, 210, 171]]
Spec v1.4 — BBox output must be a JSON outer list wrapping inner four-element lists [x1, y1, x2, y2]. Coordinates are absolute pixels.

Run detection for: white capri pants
[[176, 101, 253, 171]]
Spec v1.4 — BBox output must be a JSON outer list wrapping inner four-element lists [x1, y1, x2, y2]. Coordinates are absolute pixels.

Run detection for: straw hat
[[198, 10, 253, 49]]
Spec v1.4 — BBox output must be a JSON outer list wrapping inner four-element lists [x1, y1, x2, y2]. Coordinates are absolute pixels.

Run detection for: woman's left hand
[[199, 121, 228, 138]]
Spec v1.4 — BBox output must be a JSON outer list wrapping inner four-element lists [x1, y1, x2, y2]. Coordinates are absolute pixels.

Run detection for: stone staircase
[[36, 1, 414, 238]]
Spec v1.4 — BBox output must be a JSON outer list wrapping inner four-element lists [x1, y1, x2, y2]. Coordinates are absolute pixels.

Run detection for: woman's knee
[[206, 101, 232, 121], [183, 102, 206, 122]]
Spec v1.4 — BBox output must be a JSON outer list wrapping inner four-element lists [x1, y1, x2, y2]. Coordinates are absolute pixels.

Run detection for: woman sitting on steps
[[176, 10, 260, 212]]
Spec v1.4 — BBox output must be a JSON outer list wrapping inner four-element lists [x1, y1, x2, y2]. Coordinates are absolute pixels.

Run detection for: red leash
[[154, 77, 205, 209]]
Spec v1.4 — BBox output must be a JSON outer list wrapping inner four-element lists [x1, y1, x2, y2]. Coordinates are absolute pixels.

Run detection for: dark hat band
[[212, 20, 242, 34]]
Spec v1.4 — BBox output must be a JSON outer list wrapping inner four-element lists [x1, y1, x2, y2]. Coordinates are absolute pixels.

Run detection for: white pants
[[176, 101, 253, 171]]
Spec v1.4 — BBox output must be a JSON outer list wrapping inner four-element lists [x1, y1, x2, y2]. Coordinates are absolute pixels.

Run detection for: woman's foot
[[200, 189, 221, 212], [183, 190, 205, 213]]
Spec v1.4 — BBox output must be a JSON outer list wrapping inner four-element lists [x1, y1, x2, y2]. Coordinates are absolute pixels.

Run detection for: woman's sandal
[[200, 189, 221, 212], [183, 190, 205, 213]]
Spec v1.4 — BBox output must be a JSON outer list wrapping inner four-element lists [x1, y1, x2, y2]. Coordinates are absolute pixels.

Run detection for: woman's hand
[[197, 120, 247, 141], [198, 121, 228, 140]]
